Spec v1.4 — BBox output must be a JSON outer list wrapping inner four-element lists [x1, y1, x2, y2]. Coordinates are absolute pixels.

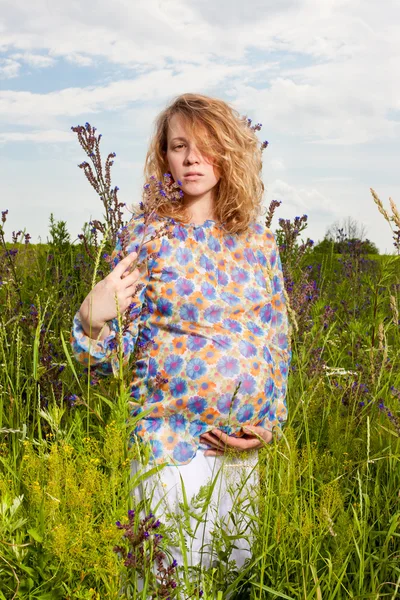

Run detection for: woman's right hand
[[79, 252, 141, 339]]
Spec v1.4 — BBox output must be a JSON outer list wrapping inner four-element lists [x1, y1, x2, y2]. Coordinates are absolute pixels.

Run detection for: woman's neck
[[182, 195, 216, 225]]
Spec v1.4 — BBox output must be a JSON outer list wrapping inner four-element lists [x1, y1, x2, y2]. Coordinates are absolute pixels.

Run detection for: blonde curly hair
[[142, 93, 266, 235]]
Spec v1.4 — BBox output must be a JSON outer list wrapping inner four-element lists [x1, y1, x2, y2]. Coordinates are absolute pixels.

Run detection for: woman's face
[[165, 113, 221, 205]]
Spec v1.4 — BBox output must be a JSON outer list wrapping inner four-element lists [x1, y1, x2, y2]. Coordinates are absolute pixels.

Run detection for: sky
[[0, 0, 399, 253]]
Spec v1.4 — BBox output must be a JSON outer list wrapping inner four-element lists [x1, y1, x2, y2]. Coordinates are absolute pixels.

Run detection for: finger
[[226, 437, 263, 450], [199, 433, 228, 451], [113, 252, 138, 277], [201, 433, 260, 452], [121, 269, 138, 280], [200, 433, 225, 450], [208, 428, 229, 442], [209, 429, 239, 446], [120, 273, 141, 291], [204, 449, 225, 457], [231, 438, 266, 452], [208, 429, 260, 450], [121, 266, 140, 281], [123, 285, 140, 299], [110, 288, 137, 311], [242, 426, 273, 444]]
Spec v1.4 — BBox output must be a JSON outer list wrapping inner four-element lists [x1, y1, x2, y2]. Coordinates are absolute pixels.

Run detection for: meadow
[[0, 126, 399, 599]]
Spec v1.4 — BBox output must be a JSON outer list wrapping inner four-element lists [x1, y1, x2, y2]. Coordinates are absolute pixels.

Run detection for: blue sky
[[1, 0, 399, 253]]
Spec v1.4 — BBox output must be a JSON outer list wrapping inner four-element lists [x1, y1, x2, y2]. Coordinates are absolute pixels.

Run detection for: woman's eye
[[174, 144, 184, 149]]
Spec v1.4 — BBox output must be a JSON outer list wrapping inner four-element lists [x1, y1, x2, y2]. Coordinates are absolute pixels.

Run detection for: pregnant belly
[[129, 331, 278, 433]]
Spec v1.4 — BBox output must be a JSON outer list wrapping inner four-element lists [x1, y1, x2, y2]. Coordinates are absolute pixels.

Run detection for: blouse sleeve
[[70, 216, 153, 378], [258, 228, 292, 437]]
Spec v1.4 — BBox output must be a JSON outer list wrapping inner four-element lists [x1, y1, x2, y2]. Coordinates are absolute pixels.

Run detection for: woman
[[71, 93, 292, 570]]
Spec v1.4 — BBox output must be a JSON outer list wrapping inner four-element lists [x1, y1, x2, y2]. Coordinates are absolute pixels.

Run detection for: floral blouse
[[70, 213, 292, 466]]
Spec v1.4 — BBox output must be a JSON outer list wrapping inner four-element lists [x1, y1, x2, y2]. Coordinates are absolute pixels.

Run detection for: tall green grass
[[0, 219, 399, 599]]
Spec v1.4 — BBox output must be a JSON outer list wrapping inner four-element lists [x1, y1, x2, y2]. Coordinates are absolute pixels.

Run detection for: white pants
[[130, 449, 259, 570]]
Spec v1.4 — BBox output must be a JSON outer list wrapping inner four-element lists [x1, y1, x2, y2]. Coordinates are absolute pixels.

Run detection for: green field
[[0, 205, 399, 599]]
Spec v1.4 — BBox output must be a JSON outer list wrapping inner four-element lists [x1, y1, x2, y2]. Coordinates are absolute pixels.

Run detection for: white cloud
[[0, 62, 248, 127], [0, 57, 20, 78], [0, 0, 398, 146], [312, 176, 353, 183], [1, 0, 397, 67], [230, 66, 400, 145], [116, 159, 144, 171], [66, 53, 94, 67], [192, 0, 295, 25], [0, 0, 219, 64], [0, 129, 72, 142], [268, 159, 285, 173], [0, 0, 398, 253], [261, 177, 395, 250], [10, 52, 55, 67], [267, 179, 336, 216]]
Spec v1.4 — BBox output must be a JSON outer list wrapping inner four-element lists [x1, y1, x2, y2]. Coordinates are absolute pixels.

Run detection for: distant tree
[[314, 216, 379, 254], [312, 238, 336, 253], [326, 216, 367, 243], [346, 238, 379, 254], [313, 237, 379, 255]]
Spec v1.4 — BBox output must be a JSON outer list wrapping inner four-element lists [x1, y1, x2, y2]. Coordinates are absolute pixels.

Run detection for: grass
[[0, 211, 399, 599]]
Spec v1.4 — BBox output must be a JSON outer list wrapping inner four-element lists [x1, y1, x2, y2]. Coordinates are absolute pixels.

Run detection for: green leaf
[[27, 528, 43, 543], [19, 564, 36, 577], [60, 329, 82, 387]]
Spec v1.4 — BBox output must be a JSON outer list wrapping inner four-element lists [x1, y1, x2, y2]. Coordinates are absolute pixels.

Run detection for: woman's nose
[[185, 146, 200, 164]]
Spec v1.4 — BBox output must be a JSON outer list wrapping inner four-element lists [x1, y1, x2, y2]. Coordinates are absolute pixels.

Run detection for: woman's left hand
[[199, 426, 273, 456]]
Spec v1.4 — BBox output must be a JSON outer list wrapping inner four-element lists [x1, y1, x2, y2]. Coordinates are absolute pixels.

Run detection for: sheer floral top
[[70, 213, 292, 466]]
